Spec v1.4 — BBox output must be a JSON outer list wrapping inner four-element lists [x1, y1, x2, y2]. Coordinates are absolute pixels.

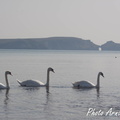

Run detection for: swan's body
[[0, 71, 12, 89], [73, 81, 96, 88], [17, 79, 45, 87], [72, 72, 104, 88], [17, 67, 54, 87]]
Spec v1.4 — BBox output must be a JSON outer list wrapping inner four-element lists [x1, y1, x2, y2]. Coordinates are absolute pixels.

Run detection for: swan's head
[[48, 67, 55, 73], [6, 71, 13, 76], [100, 72, 104, 77]]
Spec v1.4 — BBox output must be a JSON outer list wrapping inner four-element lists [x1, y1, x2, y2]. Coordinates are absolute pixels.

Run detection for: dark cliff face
[[101, 41, 120, 51], [0, 37, 99, 50]]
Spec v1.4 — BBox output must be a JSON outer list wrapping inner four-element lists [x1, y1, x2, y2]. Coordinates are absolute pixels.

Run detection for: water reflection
[[4, 89, 10, 105], [73, 87, 100, 98], [44, 86, 52, 120], [21, 86, 50, 93], [22, 87, 40, 90], [46, 86, 49, 93], [96, 88, 100, 98]]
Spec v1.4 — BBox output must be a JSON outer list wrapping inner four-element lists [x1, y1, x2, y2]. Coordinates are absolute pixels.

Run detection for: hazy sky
[[0, 0, 120, 45]]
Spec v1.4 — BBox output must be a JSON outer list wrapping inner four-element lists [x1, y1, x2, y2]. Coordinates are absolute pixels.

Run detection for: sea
[[0, 49, 120, 120]]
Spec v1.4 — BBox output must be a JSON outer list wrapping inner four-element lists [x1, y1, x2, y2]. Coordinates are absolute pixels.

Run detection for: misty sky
[[0, 0, 120, 45]]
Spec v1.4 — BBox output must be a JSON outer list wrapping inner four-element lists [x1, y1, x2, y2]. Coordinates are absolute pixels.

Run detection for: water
[[0, 49, 120, 120]]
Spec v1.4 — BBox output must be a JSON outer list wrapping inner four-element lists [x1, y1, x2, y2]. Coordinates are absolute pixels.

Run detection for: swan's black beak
[[11, 74, 13, 76], [100, 72, 104, 78], [52, 70, 55, 73], [9, 72, 13, 76], [52, 69, 55, 73]]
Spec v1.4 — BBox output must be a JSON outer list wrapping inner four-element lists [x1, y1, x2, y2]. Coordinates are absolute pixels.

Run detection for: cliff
[[0, 37, 99, 50], [101, 41, 120, 51], [0, 37, 120, 51]]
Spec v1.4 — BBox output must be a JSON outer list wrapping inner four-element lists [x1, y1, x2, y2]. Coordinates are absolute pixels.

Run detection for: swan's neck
[[96, 73, 100, 88], [46, 69, 50, 87], [5, 73, 9, 88]]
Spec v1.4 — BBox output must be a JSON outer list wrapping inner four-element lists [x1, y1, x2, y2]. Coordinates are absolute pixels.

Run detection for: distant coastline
[[0, 37, 120, 51]]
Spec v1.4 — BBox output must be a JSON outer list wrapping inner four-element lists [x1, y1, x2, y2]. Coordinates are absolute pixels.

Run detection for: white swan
[[72, 72, 104, 88], [17, 67, 55, 87], [0, 71, 12, 89]]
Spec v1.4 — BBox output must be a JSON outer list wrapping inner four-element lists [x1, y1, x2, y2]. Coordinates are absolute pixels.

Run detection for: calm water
[[0, 49, 120, 120]]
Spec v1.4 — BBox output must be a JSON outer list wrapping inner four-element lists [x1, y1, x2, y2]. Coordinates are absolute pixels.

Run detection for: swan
[[0, 71, 12, 89], [72, 72, 104, 88], [17, 67, 55, 87]]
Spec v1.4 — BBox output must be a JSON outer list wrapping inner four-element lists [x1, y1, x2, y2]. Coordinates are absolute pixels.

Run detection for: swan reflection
[[4, 89, 10, 105], [96, 87, 100, 98], [73, 86, 101, 98], [46, 86, 49, 93]]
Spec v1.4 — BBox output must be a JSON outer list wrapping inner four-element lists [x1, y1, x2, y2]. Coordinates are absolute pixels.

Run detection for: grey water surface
[[0, 49, 120, 120]]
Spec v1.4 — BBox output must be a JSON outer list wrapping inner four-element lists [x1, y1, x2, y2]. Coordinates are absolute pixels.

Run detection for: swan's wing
[[81, 81, 95, 87], [0, 83, 6, 89], [17, 79, 45, 87], [17, 79, 22, 85], [73, 81, 95, 88]]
